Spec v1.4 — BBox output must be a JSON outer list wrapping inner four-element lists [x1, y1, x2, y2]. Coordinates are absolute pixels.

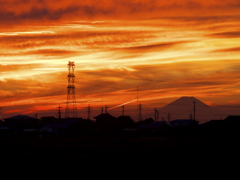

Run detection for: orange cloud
[[1, 3, 240, 119], [1, 0, 240, 26]]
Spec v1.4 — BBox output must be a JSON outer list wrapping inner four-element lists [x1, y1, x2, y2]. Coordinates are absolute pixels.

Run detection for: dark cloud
[[0, 6, 79, 23], [24, 49, 80, 56], [1, 0, 240, 25], [124, 42, 176, 51], [183, 80, 233, 86], [212, 47, 240, 53], [119, 41, 191, 52], [210, 31, 240, 38], [161, 15, 240, 23], [0, 5, 114, 24]]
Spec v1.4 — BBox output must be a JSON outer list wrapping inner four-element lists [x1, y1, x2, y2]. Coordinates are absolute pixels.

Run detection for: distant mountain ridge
[[159, 96, 225, 124], [167, 96, 209, 107]]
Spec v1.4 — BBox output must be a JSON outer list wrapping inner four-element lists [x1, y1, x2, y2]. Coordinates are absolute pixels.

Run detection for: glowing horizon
[[1, 0, 240, 120]]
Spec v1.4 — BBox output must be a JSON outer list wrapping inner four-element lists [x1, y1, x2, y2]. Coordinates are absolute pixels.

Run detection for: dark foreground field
[[0, 137, 239, 171]]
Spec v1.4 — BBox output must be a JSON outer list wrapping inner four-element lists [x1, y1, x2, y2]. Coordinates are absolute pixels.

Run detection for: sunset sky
[[1, 0, 240, 120]]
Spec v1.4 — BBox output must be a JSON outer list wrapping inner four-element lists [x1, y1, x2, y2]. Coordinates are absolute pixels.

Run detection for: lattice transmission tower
[[65, 61, 77, 118]]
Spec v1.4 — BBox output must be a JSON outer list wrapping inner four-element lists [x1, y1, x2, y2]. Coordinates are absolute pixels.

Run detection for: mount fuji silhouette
[[159, 96, 226, 124]]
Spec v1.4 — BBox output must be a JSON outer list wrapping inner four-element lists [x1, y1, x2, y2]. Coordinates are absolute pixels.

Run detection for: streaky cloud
[[210, 31, 240, 38], [212, 47, 240, 53]]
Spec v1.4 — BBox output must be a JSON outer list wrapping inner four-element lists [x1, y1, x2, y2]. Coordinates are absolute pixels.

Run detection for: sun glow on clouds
[[0, 31, 55, 36], [1, 0, 240, 119]]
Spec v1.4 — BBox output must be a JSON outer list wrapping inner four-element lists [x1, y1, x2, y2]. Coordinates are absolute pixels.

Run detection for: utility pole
[[168, 112, 170, 123], [190, 113, 192, 120], [155, 108, 159, 122], [101, 107, 104, 114], [58, 105, 63, 119], [122, 105, 124, 116], [105, 105, 108, 114], [193, 100, 196, 121], [86, 104, 92, 120], [138, 102, 142, 121]]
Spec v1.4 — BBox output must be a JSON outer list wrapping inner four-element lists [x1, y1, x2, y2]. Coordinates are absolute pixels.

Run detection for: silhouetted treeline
[[2, 114, 240, 172], [1, 114, 240, 139]]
